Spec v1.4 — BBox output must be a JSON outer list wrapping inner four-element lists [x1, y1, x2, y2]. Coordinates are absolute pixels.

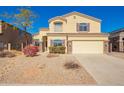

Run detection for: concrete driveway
[[74, 54, 124, 85]]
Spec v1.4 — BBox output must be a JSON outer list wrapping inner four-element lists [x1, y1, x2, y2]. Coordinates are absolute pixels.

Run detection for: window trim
[[51, 39, 65, 46], [77, 23, 90, 32], [54, 22, 63, 32]]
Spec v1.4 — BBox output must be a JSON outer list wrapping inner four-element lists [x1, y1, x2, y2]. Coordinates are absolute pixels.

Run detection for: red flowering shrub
[[23, 45, 39, 57], [31, 46, 39, 52]]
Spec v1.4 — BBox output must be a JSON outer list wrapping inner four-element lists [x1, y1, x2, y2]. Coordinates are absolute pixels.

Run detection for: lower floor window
[[51, 40, 65, 46]]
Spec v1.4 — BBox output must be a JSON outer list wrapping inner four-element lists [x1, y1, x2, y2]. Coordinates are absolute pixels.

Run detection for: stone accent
[[67, 41, 72, 54], [104, 41, 109, 53], [109, 42, 112, 52], [119, 41, 124, 52]]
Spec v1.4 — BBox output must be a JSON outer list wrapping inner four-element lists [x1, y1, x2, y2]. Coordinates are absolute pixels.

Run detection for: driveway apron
[[75, 54, 124, 85]]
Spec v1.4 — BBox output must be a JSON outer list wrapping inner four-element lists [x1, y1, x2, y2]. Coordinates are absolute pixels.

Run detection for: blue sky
[[0, 6, 124, 34]]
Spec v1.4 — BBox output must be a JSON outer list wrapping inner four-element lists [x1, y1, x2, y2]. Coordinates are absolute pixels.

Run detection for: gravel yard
[[0, 53, 96, 85]]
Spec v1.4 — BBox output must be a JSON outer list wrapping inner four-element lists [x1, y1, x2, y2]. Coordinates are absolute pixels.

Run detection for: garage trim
[[72, 40, 104, 54]]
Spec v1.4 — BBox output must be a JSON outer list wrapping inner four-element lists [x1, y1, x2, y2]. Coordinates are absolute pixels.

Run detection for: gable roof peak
[[111, 28, 124, 34], [62, 11, 101, 22]]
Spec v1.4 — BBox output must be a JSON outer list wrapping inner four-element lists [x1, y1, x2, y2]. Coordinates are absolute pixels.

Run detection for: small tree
[[14, 7, 37, 31], [0, 7, 38, 46]]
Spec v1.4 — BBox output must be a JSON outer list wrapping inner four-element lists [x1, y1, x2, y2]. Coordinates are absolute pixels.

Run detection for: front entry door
[[42, 36, 47, 52]]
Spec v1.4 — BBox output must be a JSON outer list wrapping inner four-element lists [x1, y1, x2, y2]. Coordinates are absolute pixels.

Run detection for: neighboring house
[[0, 20, 32, 51], [33, 11, 109, 54], [109, 28, 124, 52]]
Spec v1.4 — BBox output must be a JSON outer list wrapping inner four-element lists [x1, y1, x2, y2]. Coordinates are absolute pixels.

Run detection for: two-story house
[[109, 28, 124, 52], [33, 11, 109, 54]]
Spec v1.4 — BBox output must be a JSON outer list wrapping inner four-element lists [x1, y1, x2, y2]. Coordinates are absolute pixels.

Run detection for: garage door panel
[[72, 41, 103, 54]]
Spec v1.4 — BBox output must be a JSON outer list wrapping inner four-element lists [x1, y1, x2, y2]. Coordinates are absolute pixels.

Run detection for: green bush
[[49, 46, 66, 54]]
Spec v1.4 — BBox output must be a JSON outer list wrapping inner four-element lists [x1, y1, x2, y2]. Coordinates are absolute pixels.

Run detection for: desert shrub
[[64, 62, 81, 69], [0, 51, 6, 57], [6, 52, 16, 58], [0, 51, 16, 58], [49, 46, 55, 53], [57, 46, 66, 54], [46, 53, 59, 58], [31, 46, 39, 52], [49, 46, 66, 54], [23, 45, 39, 57]]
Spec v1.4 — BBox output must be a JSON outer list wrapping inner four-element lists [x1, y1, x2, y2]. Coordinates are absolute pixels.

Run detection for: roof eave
[[62, 11, 101, 22]]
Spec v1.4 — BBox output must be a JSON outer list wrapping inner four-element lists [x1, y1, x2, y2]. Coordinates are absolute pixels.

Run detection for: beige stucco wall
[[49, 14, 101, 33], [47, 35, 108, 53], [47, 36, 108, 47], [68, 36, 108, 41], [39, 30, 48, 36], [33, 34, 42, 41], [33, 29, 49, 42]]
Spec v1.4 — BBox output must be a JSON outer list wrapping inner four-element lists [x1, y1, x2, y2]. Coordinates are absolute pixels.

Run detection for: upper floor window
[[54, 22, 63, 32], [77, 23, 89, 32]]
